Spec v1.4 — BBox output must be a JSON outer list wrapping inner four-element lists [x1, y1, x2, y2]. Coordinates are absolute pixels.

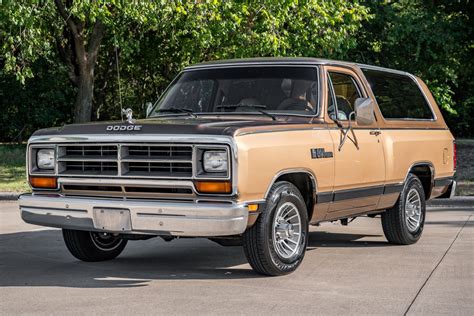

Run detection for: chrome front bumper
[[18, 194, 249, 237]]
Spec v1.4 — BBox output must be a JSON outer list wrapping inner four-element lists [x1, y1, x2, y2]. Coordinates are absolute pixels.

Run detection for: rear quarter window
[[362, 69, 434, 120]]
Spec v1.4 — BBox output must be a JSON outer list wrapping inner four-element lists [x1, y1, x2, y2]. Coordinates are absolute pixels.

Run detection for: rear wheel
[[62, 229, 127, 262], [382, 174, 426, 245], [243, 181, 309, 276]]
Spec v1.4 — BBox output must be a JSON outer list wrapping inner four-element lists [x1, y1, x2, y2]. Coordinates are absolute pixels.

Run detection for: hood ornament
[[122, 108, 136, 124]]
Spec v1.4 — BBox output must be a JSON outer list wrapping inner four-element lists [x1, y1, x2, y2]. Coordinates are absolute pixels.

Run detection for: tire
[[62, 229, 128, 262], [243, 181, 309, 276], [382, 174, 426, 245]]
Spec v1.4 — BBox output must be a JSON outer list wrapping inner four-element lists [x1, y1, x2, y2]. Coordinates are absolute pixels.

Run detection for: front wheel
[[382, 174, 426, 245], [62, 229, 127, 262], [243, 181, 309, 276]]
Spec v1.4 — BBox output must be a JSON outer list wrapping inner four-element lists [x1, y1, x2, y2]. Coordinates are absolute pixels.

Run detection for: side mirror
[[354, 98, 375, 126], [145, 102, 153, 117]]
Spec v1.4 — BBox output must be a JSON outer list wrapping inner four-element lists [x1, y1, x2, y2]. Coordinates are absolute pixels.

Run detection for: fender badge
[[311, 148, 333, 159]]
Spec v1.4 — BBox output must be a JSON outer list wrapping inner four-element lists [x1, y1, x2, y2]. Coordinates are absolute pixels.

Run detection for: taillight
[[453, 140, 457, 171]]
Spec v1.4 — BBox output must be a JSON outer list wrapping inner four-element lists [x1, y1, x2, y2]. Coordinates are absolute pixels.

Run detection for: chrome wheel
[[90, 232, 123, 251], [272, 202, 302, 259], [405, 188, 422, 232]]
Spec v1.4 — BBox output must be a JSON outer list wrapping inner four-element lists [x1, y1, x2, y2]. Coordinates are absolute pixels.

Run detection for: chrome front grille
[[124, 145, 192, 160], [57, 144, 194, 178], [63, 145, 118, 159], [123, 161, 192, 177], [62, 161, 118, 176]]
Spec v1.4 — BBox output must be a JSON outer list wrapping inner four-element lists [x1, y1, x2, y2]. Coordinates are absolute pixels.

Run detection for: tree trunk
[[74, 70, 94, 123], [54, 0, 105, 123]]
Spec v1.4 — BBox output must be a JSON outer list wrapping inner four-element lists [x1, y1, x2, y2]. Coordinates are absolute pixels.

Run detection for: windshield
[[150, 66, 320, 117]]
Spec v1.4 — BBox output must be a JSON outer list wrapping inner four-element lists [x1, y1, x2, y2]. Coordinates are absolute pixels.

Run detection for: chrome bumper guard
[[19, 194, 249, 237], [449, 180, 457, 198]]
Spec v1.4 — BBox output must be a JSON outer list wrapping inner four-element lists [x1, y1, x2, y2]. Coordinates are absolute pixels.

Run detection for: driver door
[[324, 66, 386, 219]]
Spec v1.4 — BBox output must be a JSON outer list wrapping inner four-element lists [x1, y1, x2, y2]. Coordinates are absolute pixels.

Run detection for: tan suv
[[19, 58, 456, 276]]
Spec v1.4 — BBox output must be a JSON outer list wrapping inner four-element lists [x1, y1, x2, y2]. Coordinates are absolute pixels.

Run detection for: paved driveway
[[1, 200, 472, 315]]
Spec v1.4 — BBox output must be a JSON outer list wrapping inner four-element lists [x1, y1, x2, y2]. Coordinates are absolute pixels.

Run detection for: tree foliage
[[350, 0, 473, 136], [0, 0, 472, 140]]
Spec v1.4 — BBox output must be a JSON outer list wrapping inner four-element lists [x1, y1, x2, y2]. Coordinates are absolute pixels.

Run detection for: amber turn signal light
[[195, 181, 232, 194], [248, 204, 259, 212], [29, 176, 58, 189]]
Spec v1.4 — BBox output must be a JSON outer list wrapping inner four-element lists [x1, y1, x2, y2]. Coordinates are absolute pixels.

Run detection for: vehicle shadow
[[0, 228, 384, 288], [307, 231, 388, 249]]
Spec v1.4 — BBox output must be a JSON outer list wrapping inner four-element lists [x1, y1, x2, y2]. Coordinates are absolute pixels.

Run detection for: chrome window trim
[[359, 66, 437, 122], [185, 58, 418, 79], [185, 61, 325, 70], [185, 59, 359, 70], [358, 64, 411, 77], [327, 73, 339, 120]]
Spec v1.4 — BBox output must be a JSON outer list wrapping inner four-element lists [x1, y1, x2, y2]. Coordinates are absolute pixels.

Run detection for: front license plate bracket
[[92, 208, 132, 232]]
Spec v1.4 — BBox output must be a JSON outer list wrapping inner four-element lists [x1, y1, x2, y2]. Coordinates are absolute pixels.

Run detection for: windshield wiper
[[216, 104, 277, 121], [156, 108, 197, 118]]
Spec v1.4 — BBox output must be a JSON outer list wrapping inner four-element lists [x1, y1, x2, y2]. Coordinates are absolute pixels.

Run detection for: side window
[[362, 69, 434, 120], [327, 72, 361, 121]]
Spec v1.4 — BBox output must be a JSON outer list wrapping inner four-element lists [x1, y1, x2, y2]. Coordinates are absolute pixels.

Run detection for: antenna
[[114, 35, 123, 122]]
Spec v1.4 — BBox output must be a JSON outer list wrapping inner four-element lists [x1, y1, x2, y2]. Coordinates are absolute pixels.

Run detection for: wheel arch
[[264, 169, 317, 220], [405, 161, 435, 199]]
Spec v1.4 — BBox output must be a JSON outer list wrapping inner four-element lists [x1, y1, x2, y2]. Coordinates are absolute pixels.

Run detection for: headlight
[[37, 149, 55, 170], [203, 151, 228, 173]]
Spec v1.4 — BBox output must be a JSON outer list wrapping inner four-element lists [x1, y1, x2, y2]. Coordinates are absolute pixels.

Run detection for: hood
[[31, 116, 323, 138]]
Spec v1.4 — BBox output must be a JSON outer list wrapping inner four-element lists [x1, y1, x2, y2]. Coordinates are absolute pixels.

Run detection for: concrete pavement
[[0, 201, 472, 315]]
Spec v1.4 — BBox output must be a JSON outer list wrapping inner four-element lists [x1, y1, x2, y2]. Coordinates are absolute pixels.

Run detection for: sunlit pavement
[[1, 200, 472, 315]]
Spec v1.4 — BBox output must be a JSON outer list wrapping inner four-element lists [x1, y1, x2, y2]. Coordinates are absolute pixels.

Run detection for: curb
[[427, 197, 474, 207], [0, 193, 20, 201]]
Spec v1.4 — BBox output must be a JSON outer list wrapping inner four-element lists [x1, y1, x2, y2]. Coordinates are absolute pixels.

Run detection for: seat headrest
[[281, 79, 292, 97]]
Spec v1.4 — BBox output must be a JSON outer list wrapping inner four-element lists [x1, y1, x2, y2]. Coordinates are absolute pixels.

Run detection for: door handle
[[370, 130, 381, 136]]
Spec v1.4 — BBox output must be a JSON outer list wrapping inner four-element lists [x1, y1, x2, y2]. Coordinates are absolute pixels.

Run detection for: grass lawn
[[0, 144, 29, 192]]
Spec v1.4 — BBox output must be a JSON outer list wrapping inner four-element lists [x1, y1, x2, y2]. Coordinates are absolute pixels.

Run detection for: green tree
[[1, 0, 168, 123], [106, 1, 370, 119], [1, 0, 370, 126], [0, 59, 74, 141], [350, 0, 473, 136]]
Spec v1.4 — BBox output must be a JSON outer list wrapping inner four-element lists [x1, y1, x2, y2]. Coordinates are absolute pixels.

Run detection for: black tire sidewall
[[262, 182, 309, 272], [63, 229, 127, 262], [400, 175, 426, 242]]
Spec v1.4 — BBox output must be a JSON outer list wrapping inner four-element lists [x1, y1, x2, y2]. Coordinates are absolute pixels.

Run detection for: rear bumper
[[434, 179, 457, 199], [18, 194, 249, 237]]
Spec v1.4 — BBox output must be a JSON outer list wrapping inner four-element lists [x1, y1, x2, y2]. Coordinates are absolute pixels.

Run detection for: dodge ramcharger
[[19, 58, 456, 276]]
